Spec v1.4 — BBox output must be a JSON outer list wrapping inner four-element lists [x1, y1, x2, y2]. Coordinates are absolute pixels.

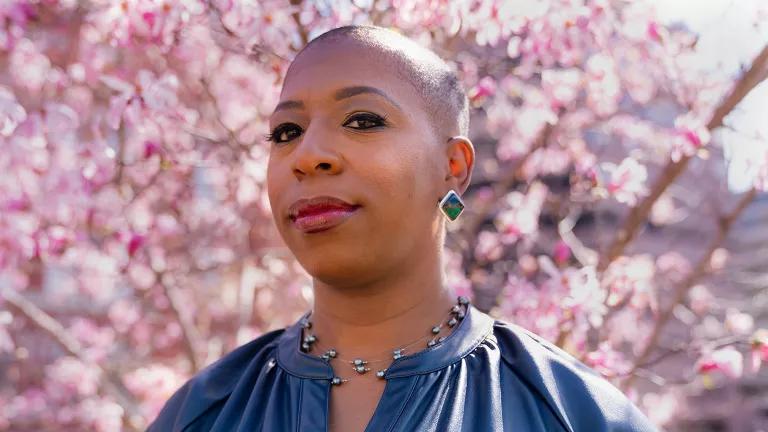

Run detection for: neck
[[306, 250, 457, 360]]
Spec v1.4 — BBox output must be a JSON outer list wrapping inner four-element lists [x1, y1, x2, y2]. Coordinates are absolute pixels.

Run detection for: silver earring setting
[[438, 189, 465, 221]]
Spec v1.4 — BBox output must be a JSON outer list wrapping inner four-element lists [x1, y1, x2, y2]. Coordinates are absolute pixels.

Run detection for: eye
[[343, 113, 388, 130], [264, 123, 302, 144]]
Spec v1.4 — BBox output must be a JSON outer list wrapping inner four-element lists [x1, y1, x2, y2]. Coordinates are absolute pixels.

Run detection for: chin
[[298, 253, 382, 287]]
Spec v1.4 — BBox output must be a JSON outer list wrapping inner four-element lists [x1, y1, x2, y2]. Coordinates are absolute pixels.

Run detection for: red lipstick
[[288, 196, 360, 234]]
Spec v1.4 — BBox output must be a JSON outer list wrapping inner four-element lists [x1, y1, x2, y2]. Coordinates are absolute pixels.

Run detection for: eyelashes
[[264, 112, 389, 145], [263, 123, 301, 144]]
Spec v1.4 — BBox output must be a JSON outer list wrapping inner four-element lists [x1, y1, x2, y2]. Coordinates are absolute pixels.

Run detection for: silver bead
[[376, 369, 386, 378], [302, 342, 310, 350], [327, 349, 337, 358], [321, 353, 330, 361], [437, 336, 446, 343], [458, 296, 469, 305], [331, 376, 345, 385], [305, 334, 317, 343], [431, 326, 441, 334], [448, 317, 458, 327], [451, 305, 461, 314], [301, 319, 312, 329], [353, 358, 367, 366], [355, 365, 371, 374], [393, 348, 404, 360], [427, 339, 437, 347]]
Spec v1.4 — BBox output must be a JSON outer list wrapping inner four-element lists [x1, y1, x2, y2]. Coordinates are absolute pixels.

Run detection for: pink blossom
[[646, 22, 666, 43], [0, 311, 15, 353], [750, 329, 768, 373], [90, 0, 204, 50], [656, 252, 692, 284], [585, 53, 620, 116], [475, 230, 504, 262], [688, 284, 714, 315], [41, 225, 75, 257], [552, 240, 571, 265], [541, 68, 582, 108], [467, 76, 496, 107], [125, 232, 146, 258], [44, 357, 101, 398], [0, 85, 26, 136], [601, 255, 656, 311], [144, 140, 162, 159], [671, 113, 711, 162], [584, 341, 631, 377], [77, 397, 125, 432], [724, 308, 754, 336], [8, 38, 51, 94], [538, 256, 607, 328], [596, 157, 648, 206], [101, 69, 180, 129], [695, 346, 744, 379], [494, 182, 548, 244], [641, 392, 678, 426], [68, 318, 116, 362], [124, 365, 186, 419], [108, 298, 142, 333], [649, 194, 684, 226]]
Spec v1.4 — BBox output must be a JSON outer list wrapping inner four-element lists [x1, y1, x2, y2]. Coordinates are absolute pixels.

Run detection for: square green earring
[[438, 190, 465, 221]]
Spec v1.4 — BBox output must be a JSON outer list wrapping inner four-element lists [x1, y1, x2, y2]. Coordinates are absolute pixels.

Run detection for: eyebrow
[[271, 86, 402, 115]]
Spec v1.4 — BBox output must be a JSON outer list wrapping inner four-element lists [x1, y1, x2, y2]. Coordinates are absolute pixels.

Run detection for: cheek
[[358, 146, 432, 218], [265, 158, 287, 218]]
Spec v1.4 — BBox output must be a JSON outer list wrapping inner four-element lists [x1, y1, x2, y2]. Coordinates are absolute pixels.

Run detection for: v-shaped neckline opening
[[325, 374, 418, 432]]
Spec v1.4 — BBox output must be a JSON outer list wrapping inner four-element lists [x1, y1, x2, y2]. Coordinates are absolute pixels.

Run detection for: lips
[[288, 196, 361, 233]]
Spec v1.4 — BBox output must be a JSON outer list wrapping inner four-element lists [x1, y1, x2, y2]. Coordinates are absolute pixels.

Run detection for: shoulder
[[490, 319, 658, 432], [146, 327, 286, 432]]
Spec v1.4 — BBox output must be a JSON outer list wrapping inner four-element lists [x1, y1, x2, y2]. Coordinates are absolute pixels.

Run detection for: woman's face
[[266, 40, 451, 287]]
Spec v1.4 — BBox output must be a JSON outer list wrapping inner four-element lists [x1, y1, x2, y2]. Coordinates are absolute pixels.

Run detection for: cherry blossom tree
[[1, 1, 767, 430]]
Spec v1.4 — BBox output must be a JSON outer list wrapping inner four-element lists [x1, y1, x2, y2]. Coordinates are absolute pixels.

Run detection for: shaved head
[[286, 25, 470, 141]]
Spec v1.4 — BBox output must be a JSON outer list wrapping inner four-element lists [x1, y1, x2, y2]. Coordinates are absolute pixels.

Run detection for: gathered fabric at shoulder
[[146, 305, 659, 432]]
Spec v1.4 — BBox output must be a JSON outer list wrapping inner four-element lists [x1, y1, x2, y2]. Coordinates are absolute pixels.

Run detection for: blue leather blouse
[[148, 303, 658, 431]]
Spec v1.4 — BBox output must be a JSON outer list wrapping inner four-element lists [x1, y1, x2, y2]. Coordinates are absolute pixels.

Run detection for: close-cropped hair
[[288, 25, 470, 142]]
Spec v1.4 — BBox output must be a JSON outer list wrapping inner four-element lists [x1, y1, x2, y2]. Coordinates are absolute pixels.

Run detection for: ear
[[444, 135, 475, 195]]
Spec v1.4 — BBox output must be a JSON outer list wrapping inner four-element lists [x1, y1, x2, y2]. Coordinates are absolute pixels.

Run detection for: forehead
[[275, 41, 424, 118]]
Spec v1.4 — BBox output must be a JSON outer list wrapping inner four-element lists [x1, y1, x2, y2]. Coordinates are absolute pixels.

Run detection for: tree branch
[[621, 187, 758, 391], [598, 44, 768, 271], [153, 271, 204, 372], [1, 289, 144, 431]]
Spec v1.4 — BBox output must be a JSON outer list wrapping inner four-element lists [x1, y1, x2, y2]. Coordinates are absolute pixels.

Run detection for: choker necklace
[[299, 296, 470, 386]]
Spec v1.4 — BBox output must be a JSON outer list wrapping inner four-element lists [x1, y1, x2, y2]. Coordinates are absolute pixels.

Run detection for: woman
[[149, 25, 657, 432]]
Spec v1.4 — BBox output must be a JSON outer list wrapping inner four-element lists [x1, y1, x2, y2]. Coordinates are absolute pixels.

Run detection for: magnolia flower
[[0, 85, 26, 136], [541, 67, 582, 108], [101, 69, 180, 130], [475, 230, 504, 262], [552, 240, 572, 265], [695, 346, 744, 380], [584, 341, 631, 377], [671, 113, 711, 162], [467, 76, 496, 107], [750, 329, 768, 374], [494, 182, 548, 244], [724, 308, 754, 336], [596, 157, 649, 206]]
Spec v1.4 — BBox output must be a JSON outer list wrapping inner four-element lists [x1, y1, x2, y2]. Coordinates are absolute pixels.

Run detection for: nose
[[291, 123, 342, 180]]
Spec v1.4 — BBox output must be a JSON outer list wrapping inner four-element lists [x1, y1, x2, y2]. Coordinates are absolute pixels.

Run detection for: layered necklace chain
[[299, 296, 470, 386]]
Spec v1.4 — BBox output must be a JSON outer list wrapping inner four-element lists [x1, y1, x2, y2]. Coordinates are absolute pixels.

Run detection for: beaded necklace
[[299, 296, 470, 386]]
